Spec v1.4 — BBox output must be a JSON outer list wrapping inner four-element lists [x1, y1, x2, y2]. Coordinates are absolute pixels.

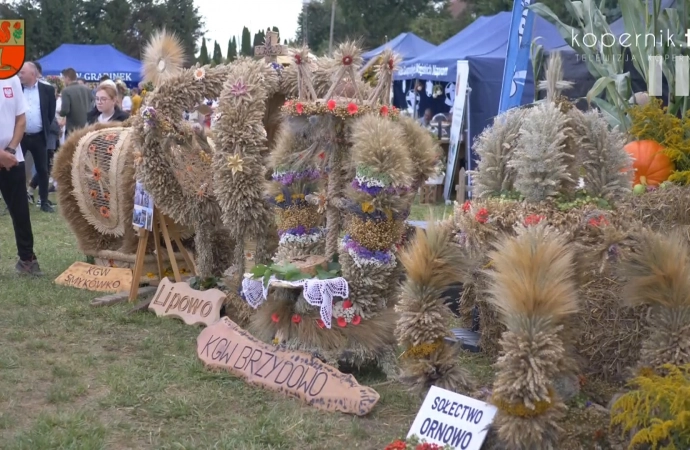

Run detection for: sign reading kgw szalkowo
[[148, 278, 224, 326], [197, 317, 380, 415], [55, 262, 132, 293]]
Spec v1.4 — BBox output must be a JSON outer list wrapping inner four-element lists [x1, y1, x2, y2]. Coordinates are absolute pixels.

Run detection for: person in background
[[87, 83, 129, 125], [18, 62, 56, 213], [130, 87, 142, 115], [59, 67, 94, 137], [115, 79, 128, 110], [0, 75, 43, 275], [77, 78, 86, 85], [418, 108, 433, 128]]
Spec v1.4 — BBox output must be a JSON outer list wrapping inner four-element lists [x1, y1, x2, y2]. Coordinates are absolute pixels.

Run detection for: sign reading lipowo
[[55, 262, 132, 293], [407, 386, 496, 449], [197, 317, 380, 416], [148, 278, 224, 326]]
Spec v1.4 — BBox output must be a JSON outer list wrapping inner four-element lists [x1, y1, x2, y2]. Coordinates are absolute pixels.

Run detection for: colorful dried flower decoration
[[140, 106, 156, 127], [462, 200, 471, 212], [524, 214, 545, 226], [342, 55, 353, 65], [193, 67, 206, 80], [228, 80, 249, 97], [475, 207, 489, 224], [281, 100, 400, 120], [99, 206, 110, 218], [226, 154, 244, 175], [92, 167, 102, 181]]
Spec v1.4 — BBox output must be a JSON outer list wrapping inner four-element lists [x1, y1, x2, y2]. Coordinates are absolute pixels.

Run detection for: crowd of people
[[0, 62, 142, 276]]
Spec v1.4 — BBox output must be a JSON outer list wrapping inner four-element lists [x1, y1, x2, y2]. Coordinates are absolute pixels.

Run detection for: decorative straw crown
[[281, 41, 401, 119]]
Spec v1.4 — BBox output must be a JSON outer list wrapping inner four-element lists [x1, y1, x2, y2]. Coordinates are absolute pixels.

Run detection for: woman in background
[[87, 83, 129, 125]]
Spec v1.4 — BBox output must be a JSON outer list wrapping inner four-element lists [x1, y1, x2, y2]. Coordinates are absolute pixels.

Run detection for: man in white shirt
[[0, 75, 42, 276]]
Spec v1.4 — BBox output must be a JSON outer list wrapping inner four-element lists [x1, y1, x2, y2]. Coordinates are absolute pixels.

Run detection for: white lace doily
[[241, 276, 349, 329]]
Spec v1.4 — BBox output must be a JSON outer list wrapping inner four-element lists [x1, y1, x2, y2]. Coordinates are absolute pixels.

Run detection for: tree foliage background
[[295, 0, 622, 55], [0, 0, 204, 65]]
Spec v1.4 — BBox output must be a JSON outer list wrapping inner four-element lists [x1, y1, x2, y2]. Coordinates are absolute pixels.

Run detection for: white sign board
[[444, 60, 470, 201], [407, 386, 496, 449]]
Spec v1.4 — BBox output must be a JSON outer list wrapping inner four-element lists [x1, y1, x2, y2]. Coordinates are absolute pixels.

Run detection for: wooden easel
[[128, 207, 197, 302]]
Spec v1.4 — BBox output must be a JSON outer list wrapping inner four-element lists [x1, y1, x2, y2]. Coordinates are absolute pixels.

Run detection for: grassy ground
[[0, 198, 477, 450]]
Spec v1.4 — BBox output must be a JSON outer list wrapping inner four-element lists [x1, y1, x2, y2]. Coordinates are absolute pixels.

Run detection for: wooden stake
[[128, 227, 150, 302], [157, 210, 182, 282], [128, 207, 195, 302]]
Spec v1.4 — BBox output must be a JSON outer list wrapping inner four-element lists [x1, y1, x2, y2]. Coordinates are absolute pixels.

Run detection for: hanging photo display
[[132, 181, 154, 231]]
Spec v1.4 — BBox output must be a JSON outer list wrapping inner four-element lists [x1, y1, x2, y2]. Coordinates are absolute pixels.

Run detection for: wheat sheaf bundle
[[621, 230, 690, 368], [396, 221, 475, 394], [485, 223, 579, 450], [141, 29, 186, 86]]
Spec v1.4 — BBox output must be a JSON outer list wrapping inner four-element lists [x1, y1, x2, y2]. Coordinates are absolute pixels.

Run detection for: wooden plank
[[92, 285, 157, 307]]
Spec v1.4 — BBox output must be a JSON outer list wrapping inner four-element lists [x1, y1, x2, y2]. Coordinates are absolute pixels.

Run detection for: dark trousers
[[21, 133, 49, 203], [0, 162, 35, 261], [30, 148, 54, 190]]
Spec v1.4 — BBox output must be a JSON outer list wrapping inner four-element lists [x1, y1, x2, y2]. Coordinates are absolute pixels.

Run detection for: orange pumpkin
[[624, 140, 673, 186]]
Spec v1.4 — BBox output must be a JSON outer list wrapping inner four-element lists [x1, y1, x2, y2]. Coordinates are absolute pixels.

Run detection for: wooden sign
[[148, 278, 224, 326], [197, 317, 380, 415], [407, 386, 497, 449], [55, 261, 132, 293], [254, 30, 287, 62]]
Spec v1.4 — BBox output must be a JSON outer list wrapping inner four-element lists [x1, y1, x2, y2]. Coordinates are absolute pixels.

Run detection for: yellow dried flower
[[361, 202, 375, 213], [275, 194, 285, 203]]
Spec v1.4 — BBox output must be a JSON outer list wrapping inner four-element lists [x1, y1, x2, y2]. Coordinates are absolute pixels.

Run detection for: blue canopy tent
[[363, 32, 436, 62], [38, 44, 142, 86], [394, 12, 599, 163]]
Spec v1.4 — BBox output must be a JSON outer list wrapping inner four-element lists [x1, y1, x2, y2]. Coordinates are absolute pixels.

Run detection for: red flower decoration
[[13, 22, 21, 29], [588, 215, 610, 227], [387, 58, 394, 70], [462, 200, 471, 212], [337, 317, 347, 327], [294, 54, 302, 64], [380, 105, 389, 116], [271, 313, 280, 323], [343, 299, 352, 309], [291, 314, 301, 324], [475, 207, 489, 224], [384, 441, 407, 450], [327, 99, 336, 111], [316, 319, 325, 329], [318, 152, 325, 159], [295, 103, 304, 114], [347, 103, 358, 115], [342, 55, 353, 65], [351, 315, 361, 325], [524, 214, 545, 226]]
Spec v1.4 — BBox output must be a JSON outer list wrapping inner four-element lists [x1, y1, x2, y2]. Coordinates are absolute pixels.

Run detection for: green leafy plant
[[530, 0, 632, 129], [555, 191, 611, 211], [315, 256, 341, 280], [250, 263, 309, 287], [189, 276, 219, 291]]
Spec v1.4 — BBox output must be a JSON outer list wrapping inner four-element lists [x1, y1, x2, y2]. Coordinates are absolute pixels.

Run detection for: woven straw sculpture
[[242, 43, 438, 376]]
